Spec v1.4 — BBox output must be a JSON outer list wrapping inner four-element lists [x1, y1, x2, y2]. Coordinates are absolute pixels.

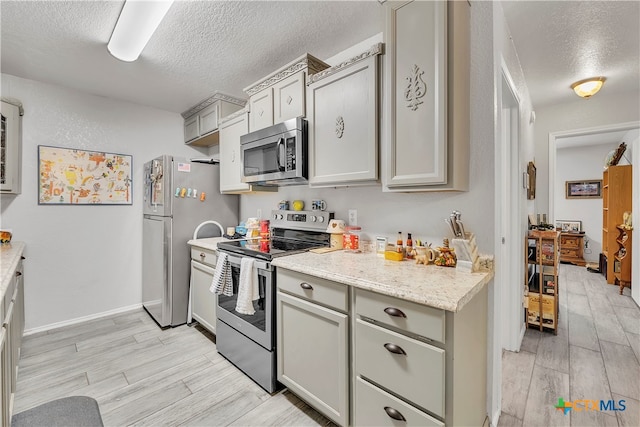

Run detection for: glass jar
[[343, 226, 361, 252]]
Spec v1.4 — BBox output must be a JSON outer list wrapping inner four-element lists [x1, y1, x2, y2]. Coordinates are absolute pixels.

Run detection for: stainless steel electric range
[[215, 210, 334, 392]]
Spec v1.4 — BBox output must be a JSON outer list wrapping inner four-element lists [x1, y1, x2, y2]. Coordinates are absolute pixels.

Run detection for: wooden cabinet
[[525, 230, 559, 334], [614, 225, 632, 295], [382, 0, 469, 192], [190, 247, 218, 334], [306, 44, 381, 187], [244, 53, 329, 132], [602, 165, 632, 284], [559, 233, 586, 266], [276, 269, 349, 426], [1, 99, 23, 195], [181, 93, 246, 147]]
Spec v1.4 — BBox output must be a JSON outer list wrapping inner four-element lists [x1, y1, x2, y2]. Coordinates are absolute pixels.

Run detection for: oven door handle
[[276, 137, 285, 171], [224, 253, 271, 271]]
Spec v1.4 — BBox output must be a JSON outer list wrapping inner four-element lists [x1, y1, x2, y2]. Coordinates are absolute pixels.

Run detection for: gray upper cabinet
[[182, 92, 246, 147], [244, 53, 330, 132], [383, 0, 470, 192], [0, 99, 23, 195], [307, 44, 382, 187]]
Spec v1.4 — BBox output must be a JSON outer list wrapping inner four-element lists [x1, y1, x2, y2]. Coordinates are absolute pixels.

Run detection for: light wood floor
[[14, 311, 333, 426], [500, 264, 640, 427]]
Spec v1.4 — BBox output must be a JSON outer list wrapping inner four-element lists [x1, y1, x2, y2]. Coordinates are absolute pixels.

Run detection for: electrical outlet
[[257, 208, 262, 219], [348, 209, 357, 226]]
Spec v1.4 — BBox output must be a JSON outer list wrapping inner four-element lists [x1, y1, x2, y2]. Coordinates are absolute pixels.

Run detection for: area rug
[[11, 396, 103, 427]]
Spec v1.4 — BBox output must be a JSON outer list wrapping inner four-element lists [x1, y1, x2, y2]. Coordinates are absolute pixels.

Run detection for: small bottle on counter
[[396, 232, 405, 257], [406, 232, 414, 259]]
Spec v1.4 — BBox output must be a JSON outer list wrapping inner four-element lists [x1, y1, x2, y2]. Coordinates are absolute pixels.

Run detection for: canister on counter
[[343, 226, 361, 252]]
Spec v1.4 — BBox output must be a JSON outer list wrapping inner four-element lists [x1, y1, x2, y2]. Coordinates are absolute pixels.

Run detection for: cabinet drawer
[[355, 288, 445, 343], [355, 377, 444, 427], [190, 247, 218, 268], [355, 319, 445, 417], [277, 269, 348, 312], [560, 238, 580, 248]]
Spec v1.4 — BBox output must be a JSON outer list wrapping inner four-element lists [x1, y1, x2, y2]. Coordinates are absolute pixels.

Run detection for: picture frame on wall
[[565, 180, 602, 199], [527, 161, 536, 200], [555, 220, 582, 233], [38, 145, 133, 205]]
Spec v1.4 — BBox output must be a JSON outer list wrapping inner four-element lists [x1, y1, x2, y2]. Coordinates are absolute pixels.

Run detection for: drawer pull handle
[[384, 343, 407, 356], [384, 307, 407, 318], [300, 282, 313, 290], [384, 406, 406, 421], [200, 252, 206, 258], [15, 272, 22, 277]]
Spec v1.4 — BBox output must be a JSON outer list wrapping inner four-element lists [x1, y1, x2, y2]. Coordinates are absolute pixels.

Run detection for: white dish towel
[[210, 252, 232, 296], [235, 257, 259, 315]]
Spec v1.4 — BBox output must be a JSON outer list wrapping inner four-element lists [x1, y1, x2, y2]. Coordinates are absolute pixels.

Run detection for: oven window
[[217, 264, 267, 331], [244, 142, 280, 177]]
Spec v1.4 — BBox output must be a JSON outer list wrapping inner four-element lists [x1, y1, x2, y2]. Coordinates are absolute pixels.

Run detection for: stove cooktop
[[216, 237, 327, 261]]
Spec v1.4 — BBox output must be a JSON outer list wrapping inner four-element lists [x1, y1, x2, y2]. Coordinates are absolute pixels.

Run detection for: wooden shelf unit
[[614, 225, 632, 295], [525, 230, 560, 335], [602, 165, 632, 284]]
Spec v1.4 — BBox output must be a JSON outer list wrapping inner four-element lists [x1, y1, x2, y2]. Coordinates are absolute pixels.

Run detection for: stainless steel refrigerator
[[142, 155, 238, 327]]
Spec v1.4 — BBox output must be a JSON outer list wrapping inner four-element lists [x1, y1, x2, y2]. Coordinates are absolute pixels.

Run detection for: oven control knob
[[310, 215, 317, 222], [278, 214, 284, 220], [273, 214, 278, 220], [318, 216, 325, 223]]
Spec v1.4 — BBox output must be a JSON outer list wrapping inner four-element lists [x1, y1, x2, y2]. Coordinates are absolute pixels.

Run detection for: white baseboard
[[24, 303, 143, 336]]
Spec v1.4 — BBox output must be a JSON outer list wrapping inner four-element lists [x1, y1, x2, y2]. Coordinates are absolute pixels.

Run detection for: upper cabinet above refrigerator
[[181, 92, 246, 147]]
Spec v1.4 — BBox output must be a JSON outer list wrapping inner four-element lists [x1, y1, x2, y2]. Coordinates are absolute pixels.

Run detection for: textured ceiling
[[501, 1, 640, 108], [1, 1, 384, 113], [2, 1, 638, 113]]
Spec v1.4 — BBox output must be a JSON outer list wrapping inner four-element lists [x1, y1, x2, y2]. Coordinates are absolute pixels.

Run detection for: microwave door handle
[[276, 137, 285, 171]]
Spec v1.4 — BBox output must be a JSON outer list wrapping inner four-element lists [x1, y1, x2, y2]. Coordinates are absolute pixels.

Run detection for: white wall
[[0, 74, 200, 331], [534, 91, 640, 216], [555, 143, 618, 262]]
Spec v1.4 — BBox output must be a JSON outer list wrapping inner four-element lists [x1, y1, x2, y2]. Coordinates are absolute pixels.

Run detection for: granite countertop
[[1, 241, 26, 300], [187, 237, 230, 251], [272, 250, 493, 312]]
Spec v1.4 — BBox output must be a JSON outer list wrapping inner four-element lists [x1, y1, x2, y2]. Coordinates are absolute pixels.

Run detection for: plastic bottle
[[406, 233, 414, 259]]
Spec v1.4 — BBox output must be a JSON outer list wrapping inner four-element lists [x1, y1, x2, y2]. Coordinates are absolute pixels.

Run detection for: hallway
[[500, 264, 640, 426]]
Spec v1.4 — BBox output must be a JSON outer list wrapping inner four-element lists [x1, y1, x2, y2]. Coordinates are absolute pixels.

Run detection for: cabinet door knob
[[15, 272, 22, 277], [384, 406, 406, 421], [383, 343, 407, 356], [300, 282, 313, 290], [384, 307, 407, 318]]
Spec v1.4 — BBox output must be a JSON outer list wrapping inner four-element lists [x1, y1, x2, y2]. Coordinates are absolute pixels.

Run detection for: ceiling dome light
[[571, 77, 606, 98], [108, 0, 174, 62]]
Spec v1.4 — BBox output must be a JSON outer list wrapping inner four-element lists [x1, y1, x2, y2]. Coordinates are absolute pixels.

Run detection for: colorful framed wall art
[[38, 145, 132, 205]]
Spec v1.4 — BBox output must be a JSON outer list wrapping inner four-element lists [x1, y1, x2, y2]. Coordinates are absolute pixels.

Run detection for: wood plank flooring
[[14, 311, 333, 426], [500, 264, 640, 427]]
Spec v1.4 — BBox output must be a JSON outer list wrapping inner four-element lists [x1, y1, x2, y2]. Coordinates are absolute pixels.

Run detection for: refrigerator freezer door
[[142, 215, 172, 327], [143, 155, 172, 217]]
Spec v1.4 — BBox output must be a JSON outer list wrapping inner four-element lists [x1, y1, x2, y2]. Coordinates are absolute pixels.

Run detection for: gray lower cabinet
[[1, 256, 24, 425], [276, 269, 349, 426], [190, 247, 217, 334]]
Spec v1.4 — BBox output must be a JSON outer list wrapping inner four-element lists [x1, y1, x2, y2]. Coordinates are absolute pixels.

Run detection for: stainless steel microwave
[[240, 117, 307, 185]]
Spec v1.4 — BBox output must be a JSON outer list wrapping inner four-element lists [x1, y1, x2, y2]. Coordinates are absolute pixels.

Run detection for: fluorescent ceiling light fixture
[[108, 0, 174, 62], [570, 77, 606, 98]]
